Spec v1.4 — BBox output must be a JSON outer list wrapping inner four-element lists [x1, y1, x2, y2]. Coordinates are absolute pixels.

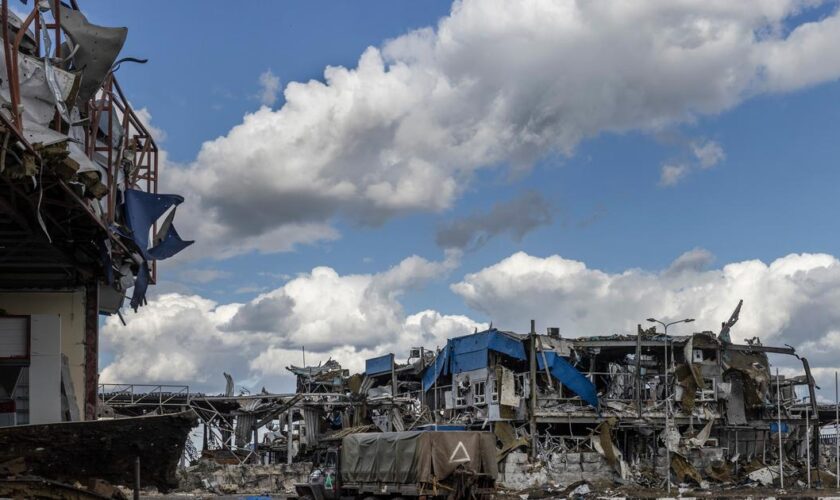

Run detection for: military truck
[[295, 431, 497, 499]]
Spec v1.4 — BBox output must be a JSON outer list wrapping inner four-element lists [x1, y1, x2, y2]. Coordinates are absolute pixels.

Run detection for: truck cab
[[295, 447, 340, 500]]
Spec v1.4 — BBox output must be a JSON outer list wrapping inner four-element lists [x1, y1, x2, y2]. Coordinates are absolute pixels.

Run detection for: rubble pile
[[176, 459, 311, 496]]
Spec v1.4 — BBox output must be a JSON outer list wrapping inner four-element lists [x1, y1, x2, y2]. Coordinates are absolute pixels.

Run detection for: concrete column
[[29, 314, 61, 424], [84, 283, 99, 420]]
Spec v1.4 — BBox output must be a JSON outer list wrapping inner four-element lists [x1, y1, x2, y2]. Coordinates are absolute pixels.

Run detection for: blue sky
[[91, 1, 840, 393]]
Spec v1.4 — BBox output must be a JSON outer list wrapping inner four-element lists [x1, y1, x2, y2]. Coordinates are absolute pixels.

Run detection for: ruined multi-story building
[[267, 302, 831, 489], [0, 0, 189, 426]]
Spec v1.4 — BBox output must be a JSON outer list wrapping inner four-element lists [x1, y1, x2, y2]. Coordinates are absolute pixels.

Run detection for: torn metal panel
[[0, 49, 80, 126], [497, 365, 519, 407], [726, 372, 748, 425], [537, 351, 598, 408], [671, 453, 704, 486], [123, 188, 192, 260], [421, 344, 449, 392], [592, 418, 629, 479], [49, 0, 128, 105]]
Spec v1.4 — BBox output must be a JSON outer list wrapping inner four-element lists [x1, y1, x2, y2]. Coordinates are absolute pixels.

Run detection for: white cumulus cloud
[[167, 0, 840, 257], [257, 69, 281, 106], [101, 252, 481, 392]]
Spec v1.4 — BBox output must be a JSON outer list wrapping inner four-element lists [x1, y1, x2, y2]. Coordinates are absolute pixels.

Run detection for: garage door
[[0, 317, 28, 359]]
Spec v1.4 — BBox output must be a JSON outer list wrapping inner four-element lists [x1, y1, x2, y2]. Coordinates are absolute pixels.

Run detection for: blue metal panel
[[146, 223, 193, 260], [130, 261, 150, 311], [365, 353, 394, 376], [124, 189, 184, 259], [423, 329, 526, 391], [538, 351, 599, 408], [486, 331, 527, 360], [449, 329, 526, 373], [415, 424, 467, 431], [422, 346, 449, 392]]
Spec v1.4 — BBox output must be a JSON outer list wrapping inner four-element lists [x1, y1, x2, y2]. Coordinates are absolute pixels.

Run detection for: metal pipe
[[776, 367, 783, 488], [1, 1, 21, 128]]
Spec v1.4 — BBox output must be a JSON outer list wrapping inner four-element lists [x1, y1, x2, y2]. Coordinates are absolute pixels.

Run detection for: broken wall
[[0, 290, 87, 418]]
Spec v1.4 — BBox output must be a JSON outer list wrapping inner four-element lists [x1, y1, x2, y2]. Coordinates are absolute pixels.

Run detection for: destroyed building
[[0, 0, 191, 426], [111, 302, 833, 494], [0, 0, 194, 495], [192, 302, 832, 492]]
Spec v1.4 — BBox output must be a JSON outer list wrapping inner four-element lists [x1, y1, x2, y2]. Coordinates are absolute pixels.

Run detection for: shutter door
[[0, 317, 27, 359]]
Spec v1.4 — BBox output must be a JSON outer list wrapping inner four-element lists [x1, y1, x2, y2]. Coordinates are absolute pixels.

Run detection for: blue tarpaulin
[[770, 422, 790, 434], [422, 329, 526, 392], [365, 353, 394, 376], [538, 351, 599, 409]]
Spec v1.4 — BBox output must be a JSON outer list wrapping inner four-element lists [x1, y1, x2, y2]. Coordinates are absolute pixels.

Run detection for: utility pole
[[287, 409, 293, 465], [390, 354, 397, 399], [646, 316, 693, 495], [433, 346, 439, 428], [776, 367, 784, 489], [529, 319, 537, 460], [806, 404, 811, 489]]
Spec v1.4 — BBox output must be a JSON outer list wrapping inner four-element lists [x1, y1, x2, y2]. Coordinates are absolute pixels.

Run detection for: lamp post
[[647, 317, 694, 493]]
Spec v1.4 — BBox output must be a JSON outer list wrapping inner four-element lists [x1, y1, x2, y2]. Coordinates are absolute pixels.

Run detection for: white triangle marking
[[449, 441, 471, 463]]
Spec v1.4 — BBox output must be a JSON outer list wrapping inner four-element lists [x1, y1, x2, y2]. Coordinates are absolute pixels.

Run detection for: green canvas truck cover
[[340, 431, 497, 484]]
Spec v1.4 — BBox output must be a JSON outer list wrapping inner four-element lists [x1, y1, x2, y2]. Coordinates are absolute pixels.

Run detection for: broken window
[[473, 381, 486, 405], [489, 378, 499, 404], [455, 393, 467, 407]]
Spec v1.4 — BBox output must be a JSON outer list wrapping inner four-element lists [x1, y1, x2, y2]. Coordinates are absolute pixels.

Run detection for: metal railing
[[98, 383, 191, 408]]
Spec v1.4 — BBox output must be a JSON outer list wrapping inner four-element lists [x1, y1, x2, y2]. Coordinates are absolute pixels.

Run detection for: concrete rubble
[[176, 460, 311, 496]]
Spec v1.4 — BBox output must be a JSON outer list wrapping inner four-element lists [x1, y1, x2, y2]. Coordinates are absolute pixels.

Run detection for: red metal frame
[[1, 0, 160, 280]]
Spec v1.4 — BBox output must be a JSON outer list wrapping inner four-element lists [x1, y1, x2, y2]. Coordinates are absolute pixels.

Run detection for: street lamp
[[646, 317, 694, 493]]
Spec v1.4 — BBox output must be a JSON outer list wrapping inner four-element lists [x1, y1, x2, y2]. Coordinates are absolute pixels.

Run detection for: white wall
[[29, 314, 61, 424]]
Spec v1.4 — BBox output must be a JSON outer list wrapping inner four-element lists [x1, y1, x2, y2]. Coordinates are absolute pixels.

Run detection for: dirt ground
[[496, 482, 840, 499]]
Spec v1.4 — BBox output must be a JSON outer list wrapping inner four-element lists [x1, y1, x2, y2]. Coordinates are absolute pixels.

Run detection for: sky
[[79, 1, 840, 398]]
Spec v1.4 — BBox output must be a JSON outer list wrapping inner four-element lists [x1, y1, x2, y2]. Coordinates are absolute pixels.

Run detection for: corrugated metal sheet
[[538, 351, 599, 408]]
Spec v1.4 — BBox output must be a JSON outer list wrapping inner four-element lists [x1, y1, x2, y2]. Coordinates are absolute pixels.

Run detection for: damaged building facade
[[0, 3, 197, 496], [342, 302, 832, 490], [99, 301, 840, 495], [0, 0, 191, 428]]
